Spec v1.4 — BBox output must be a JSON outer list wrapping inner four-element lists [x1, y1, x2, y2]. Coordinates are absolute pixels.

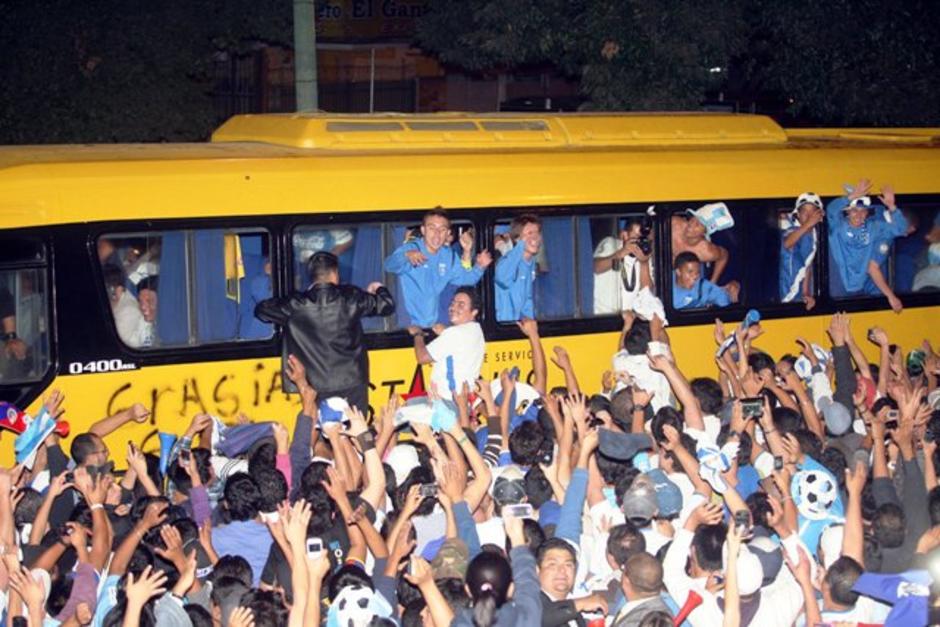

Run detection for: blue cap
[[646, 468, 683, 517]]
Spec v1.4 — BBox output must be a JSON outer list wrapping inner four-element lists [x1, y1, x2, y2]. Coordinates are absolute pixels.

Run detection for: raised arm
[[88, 402, 149, 438], [550, 346, 580, 397], [517, 319, 548, 396], [842, 461, 867, 565], [345, 408, 386, 510], [648, 353, 705, 431], [408, 327, 434, 365]]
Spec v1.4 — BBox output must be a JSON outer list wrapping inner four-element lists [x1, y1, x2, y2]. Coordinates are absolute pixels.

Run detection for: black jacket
[[255, 283, 394, 395], [540, 592, 586, 627]]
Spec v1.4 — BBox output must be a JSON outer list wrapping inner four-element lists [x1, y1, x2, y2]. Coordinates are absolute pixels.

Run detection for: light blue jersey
[[673, 277, 730, 309], [827, 196, 908, 295], [384, 239, 484, 327], [494, 242, 536, 321]]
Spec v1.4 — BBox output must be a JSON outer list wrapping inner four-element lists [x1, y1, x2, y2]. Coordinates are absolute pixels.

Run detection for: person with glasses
[[385, 208, 493, 328], [827, 178, 908, 311]]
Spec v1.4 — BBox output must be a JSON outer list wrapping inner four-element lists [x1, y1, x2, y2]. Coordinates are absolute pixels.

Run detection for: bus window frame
[[0, 230, 55, 404]]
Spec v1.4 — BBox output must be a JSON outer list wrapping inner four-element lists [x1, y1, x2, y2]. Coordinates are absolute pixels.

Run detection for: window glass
[[581, 213, 657, 316], [0, 267, 50, 383], [826, 196, 915, 302], [493, 215, 576, 322], [668, 203, 742, 311], [893, 206, 939, 294], [99, 229, 272, 349]]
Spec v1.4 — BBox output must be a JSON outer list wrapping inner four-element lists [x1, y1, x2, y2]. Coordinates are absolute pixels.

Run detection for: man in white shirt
[[103, 263, 154, 348], [593, 217, 654, 315], [408, 287, 484, 398]]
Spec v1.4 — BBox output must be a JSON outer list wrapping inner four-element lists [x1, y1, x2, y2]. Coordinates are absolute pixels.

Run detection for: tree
[[0, 0, 292, 144], [416, 0, 744, 111]]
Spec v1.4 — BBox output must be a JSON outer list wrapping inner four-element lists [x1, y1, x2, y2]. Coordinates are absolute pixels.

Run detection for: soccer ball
[[795, 470, 838, 520]]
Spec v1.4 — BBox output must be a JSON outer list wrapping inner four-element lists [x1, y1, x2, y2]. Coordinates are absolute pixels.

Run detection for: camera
[[636, 216, 653, 257]]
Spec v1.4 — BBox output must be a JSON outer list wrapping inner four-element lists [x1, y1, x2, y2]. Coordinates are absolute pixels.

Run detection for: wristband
[[89, 503, 104, 511], [356, 432, 376, 452], [1, 332, 15, 341], [457, 435, 470, 446]]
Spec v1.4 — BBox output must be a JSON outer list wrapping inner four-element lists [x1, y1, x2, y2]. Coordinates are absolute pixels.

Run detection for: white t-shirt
[[593, 237, 654, 315], [112, 290, 153, 348], [427, 321, 485, 397]]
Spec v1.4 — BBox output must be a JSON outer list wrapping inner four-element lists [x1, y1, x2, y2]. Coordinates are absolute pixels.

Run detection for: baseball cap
[[747, 534, 783, 586], [598, 429, 653, 461], [431, 538, 470, 580], [385, 444, 420, 487], [794, 192, 823, 211], [621, 475, 658, 524], [723, 546, 764, 596], [646, 469, 683, 518]]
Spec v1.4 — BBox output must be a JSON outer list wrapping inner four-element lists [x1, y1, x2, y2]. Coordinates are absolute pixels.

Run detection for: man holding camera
[[593, 217, 654, 315]]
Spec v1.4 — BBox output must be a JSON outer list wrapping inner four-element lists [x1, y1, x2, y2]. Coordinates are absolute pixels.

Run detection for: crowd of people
[[0, 186, 939, 627]]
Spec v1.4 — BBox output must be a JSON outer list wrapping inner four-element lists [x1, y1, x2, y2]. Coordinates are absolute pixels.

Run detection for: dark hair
[[247, 440, 277, 474], [327, 563, 373, 602], [772, 407, 803, 434], [396, 466, 436, 517], [423, 207, 449, 224], [254, 467, 288, 514], [509, 213, 541, 242], [521, 519, 546, 555], [624, 552, 664, 595], [454, 286, 481, 315], [872, 397, 898, 415], [103, 263, 126, 290], [674, 251, 700, 270], [223, 473, 262, 522], [614, 467, 642, 508], [169, 448, 212, 496], [596, 451, 631, 486], [509, 421, 545, 467], [748, 352, 776, 375], [691, 524, 726, 571], [307, 251, 339, 283], [825, 556, 863, 606], [609, 387, 635, 425], [690, 378, 723, 415], [792, 429, 822, 462], [819, 447, 848, 489], [70, 433, 102, 466], [746, 491, 774, 530], [14, 488, 42, 530], [437, 577, 470, 612], [607, 522, 647, 568], [523, 466, 553, 509], [137, 275, 158, 293], [238, 589, 288, 627], [536, 537, 577, 566], [211, 556, 253, 588], [466, 551, 512, 627], [46, 574, 74, 617], [872, 503, 906, 548], [623, 319, 652, 355], [651, 406, 682, 445], [300, 461, 331, 499], [185, 605, 213, 627], [929, 487, 940, 526]]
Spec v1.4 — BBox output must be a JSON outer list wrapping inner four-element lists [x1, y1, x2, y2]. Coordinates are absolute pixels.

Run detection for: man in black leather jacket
[[254, 251, 395, 411]]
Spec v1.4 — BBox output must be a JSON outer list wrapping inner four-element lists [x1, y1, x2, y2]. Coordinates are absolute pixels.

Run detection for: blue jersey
[[827, 196, 908, 295], [494, 242, 536, 321], [779, 226, 816, 302], [384, 239, 484, 327], [673, 277, 729, 309]]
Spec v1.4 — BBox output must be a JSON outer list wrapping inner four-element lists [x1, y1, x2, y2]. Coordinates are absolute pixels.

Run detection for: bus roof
[[1, 112, 938, 229]]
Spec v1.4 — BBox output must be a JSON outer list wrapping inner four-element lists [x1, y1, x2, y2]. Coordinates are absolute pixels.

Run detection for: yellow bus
[[0, 113, 937, 465]]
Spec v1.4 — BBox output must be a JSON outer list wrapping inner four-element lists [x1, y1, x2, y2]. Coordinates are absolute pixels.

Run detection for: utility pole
[[293, 0, 318, 112]]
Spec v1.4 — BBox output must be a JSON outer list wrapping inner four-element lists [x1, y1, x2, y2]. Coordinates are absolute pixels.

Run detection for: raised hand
[[130, 403, 151, 423], [878, 184, 896, 210], [343, 406, 369, 439], [404, 555, 434, 587], [42, 389, 65, 419], [405, 249, 427, 267], [687, 501, 724, 530], [476, 250, 493, 268], [185, 413, 212, 438], [153, 524, 186, 566], [8, 567, 44, 610], [284, 499, 312, 550], [516, 318, 539, 339], [849, 178, 873, 200], [228, 606, 256, 627], [140, 500, 169, 530], [845, 460, 868, 496], [125, 566, 168, 608]]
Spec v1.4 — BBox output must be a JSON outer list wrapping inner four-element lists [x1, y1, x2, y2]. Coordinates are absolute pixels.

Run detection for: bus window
[[493, 214, 576, 321], [584, 213, 656, 316], [0, 267, 50, 383], [669, 203, 741, 310], [98, 229, 272, 349], [382, 218, 476, 330], [894, 206, 939, 294]]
